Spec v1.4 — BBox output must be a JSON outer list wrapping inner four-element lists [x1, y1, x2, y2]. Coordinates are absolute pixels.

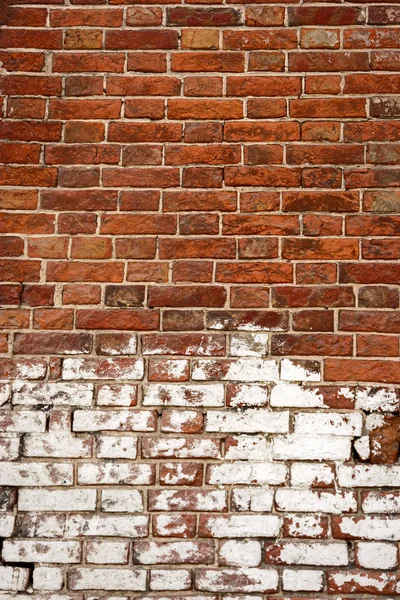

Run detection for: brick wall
[[1, 0, 400, 596]]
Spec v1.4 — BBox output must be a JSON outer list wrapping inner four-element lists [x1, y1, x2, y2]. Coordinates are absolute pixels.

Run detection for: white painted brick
[[284, 515, 327, 539], [68, 568, 146, 591], [294, 412, 362, 436], [0, 411, 45, 432], [195, 568, 278, 593], [18, 489, 96, 512], [0, 567, 30, 591], [32, 567, 63, 591], [0, 436, 20, 460], [161, 409, 202, 432], [225, 435, 271, 460], [363, 492, 400, 514], [280, 359, 320, 382], [276, 490, 357, 514], [356, 542, 398, 569], [78, 462, 154, 485], [143, 437, 220, 459], [97, 384, 137, 406], [356, 386, 400, 412], [73, 410, 156, 432], [3, 540, 81, 563], [23, 433, 92, 458], [149, 490, 227, 512], [282, 569, 323, 592], [228, 385, 269, 407], [101, 490, 144, 513], [201, 515, 281, 538], [86, 541, 129, 564], [193, 358, 278, 382], [272, 434, 351, 461], [291, 463, 335, 488], [270, 382, 324, 407], [265, 542, 348, 566], [231, 488, 274, 512], [0, 462, 73, 486], [336, 516, 400, 540], [338, 465, 400, 487], [133, 541, 213, 565], [15, 513, 66, 537], [12, 382, 93, 406], [206, 409, 289, 433], [354, 435, 370, 460], [230, 334, 269, 357], [65, 515, 148, 538], [208, 462, 287, 486], [97, 435, 137, 459], [143, 384, 224, 407], [150, 569, 191, 591], [0, 383, 10, 405], [218, 540, 261, 567], [0, 515, 15, 537], [62, 357, 144, 380]]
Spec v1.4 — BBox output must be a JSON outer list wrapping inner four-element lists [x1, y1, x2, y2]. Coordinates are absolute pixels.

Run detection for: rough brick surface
[[1, 0, 400, 596]]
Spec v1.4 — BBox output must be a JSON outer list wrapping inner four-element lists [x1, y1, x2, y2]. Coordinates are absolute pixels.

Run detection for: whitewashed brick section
[[143, 384, 224, 407], [86, 541, 129, 564], [208, 462, 287, 485], [206, 409, 289, 433], [335, 517, 400, 540], [294, 412, 362, 436], [0, 515, 15, 537], [149, 490, 227, 512], [280, 359, 320, 382], [282, 569, 323, 592], [101, 490, 144, 513], [355, 542, 398, 569], [270, 382, 324, 407], [65, 515, 148, 538], [338, 465, 400, 487], [225, 435, 271, 460], [276, 490, 357, 514], [97, 435, 137, 459], [195, 569, 279, 593], [0, 567, 30, 591], [356, 386, 400, 412], [78, 463, 154, 485], [284, 515, 327, 539], [291, 463, 335, 488], [0, 383, 10, 405], [23, 433, 92, 458], [73, 410, 156, 432], [231, 488, 274, 512], [273, 434, 352, 461], [12, 382, 93, 406], [362, 492, 400, 514], [264, 542, 348, 566], [33, 567, 63, 591], [0, 411, 45, 432], [201, 515, 281, 538], [2, 540, 81, 563], [0, 436, 19, 460], [97, 384, 137, 406], [192, 359, 279, 382], [18, 489, 97, 512], [218, 541, 262, 567], [62, 358, 144, 380], [0, 462, 73, 486], [228, 385, 269, 407], [230, 334, 269, 357], [68, 568, 146, 591], [150, 570, 191, 591]]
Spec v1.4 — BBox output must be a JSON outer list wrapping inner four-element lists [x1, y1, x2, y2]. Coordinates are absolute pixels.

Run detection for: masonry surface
[[0, 0, 400, 597]]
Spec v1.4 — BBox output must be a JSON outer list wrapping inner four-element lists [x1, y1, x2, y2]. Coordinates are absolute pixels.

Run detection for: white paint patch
[[271, 382, 324, 407], [230, 334, 269, 357], [280, 359, 320, 382], [143, 384, 224, 407], [207, 409, 289, 434], [356, 386, 400, 412]]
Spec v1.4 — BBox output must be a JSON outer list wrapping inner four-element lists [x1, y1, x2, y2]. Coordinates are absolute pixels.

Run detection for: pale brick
[[86, 541, 129, 564], [0, 463, 73, 486], [0, 411, 45, 432], [225, 435, 271, 460], [3, 540, 81, 563], [134, 541, 214, 565], [192, 358, 278, 382], [294, 412, 362, 436], [276, 490, 357, 514], [65, 515, 148, 538], [280, 359, 320, 382], [264, 542, 348, 566], [32, 567, 63, 591], [0, 515, 15, 537], [282, 568, 323, 592], [272, 434, 352, 460], [62, 358, 144, 380], [23, 433, 92, 458], [150, 569, 191, 591], [218, 540, 262, 567], [339, 465, 400, 487], [97, 384, 137, 406], [0, 436, 20, 460], [143, 384, 224, 407], [227, 384, 269, 407], [101, 490, 144, 513], [355, 542, 398, 569], [231, 488, 274, 512], [18, 489, 96, 512], [199, 514, 281, 538], [68, 568, 146, 591], [363, 491, 400, 514], [97, 435, 137, 459], [142, 437, 220, 459], [333, 516, 400, 540], [291, 463, 336, 488], [0, 567, 30, 591], [270, 382, 324, 408], [356, 386, 400, 412], [284, 515, 328, 539], [73, 409, 156, 432], [207, 462, 287, 485], [0, 383, 10, 405], [16, 513, 66, 537], [148, 490, 227, 512], [12, 382, 93, 406], [230, 334, 269, 357], [206, 409, 289, 433], [78, 462, 155, 485], [161, 409, 204, 432], [196, 568, 278, 593]]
